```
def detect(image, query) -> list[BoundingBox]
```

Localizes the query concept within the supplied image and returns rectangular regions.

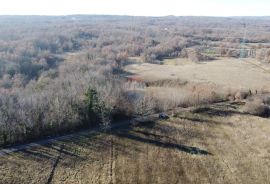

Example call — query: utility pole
[240,23,247,58]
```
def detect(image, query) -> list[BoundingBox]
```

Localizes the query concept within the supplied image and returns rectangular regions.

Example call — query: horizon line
[0,14,270,18]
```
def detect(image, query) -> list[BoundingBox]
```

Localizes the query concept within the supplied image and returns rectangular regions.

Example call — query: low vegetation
[243,96,270,117]
[1,101,270,184]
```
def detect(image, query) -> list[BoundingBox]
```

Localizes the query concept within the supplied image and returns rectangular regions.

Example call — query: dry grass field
[0,102,269,184]
[125,57,270,92]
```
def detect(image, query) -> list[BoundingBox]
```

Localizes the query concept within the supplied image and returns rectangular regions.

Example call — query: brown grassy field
[0,101,269,184]
[125,57,270,92]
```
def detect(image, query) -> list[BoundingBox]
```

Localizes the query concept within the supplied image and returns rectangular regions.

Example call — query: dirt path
[0,120,131,157]
[244,59,270,74]
[46,145,64,184]
[109,136,116,184]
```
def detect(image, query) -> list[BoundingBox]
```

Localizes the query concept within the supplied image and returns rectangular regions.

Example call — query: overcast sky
[0,0,269,16]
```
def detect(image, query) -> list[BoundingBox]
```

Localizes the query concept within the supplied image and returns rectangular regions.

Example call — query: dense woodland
[0,15,270,146]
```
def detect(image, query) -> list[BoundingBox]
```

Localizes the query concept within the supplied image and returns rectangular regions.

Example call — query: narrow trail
[0,120,132,157]
[109,136,116,184]
[46,145,64,184]
[244,59,270,74]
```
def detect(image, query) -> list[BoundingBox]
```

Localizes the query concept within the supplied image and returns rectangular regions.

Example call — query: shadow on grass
[12,118,212,169]
[192,106,247,117]
[174,102,250,126]
[17,142,80,161]
[46,145,63,184]
[115,131,212,155]
[111,121,212,156]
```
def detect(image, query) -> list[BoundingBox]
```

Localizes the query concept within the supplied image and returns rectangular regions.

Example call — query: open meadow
[125,57,270,92]
[0,102,270,184]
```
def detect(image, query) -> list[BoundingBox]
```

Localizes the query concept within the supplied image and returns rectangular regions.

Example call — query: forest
[0,15,270,146]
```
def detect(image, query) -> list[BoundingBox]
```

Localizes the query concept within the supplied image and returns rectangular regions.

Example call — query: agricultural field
[0,101,269,184]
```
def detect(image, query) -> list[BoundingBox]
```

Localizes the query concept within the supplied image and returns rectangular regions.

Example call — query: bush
[256,49,270,63]
[186,48,213,62]
[244,99,270,117]
[263,96,270,105]
[235,90,251,100]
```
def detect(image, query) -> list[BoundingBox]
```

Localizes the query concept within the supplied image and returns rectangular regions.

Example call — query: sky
[0,0,269,16]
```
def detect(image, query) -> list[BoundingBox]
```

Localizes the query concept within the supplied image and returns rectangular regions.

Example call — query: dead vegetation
[243,96,270,117]
[186,48,214,62]
[0,15,270,184]
[124,57,270,92]
[0,101,269,184]
[1,15,270,146]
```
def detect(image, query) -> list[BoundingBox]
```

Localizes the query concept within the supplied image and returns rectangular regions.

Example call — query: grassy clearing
[0,102,269,184]
[125,57,270,91]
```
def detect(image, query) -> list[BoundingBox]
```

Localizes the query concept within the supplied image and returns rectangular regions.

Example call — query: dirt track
[0,120,131,157]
